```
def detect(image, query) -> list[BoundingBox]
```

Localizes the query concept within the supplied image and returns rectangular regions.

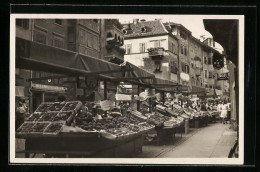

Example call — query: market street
[138,122,237,158]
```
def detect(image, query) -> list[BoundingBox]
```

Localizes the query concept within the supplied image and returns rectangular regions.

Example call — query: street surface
[16,122,237,158]
[138,122,237,158]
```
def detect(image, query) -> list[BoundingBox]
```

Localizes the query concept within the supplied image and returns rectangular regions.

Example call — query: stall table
[16,131,144,158]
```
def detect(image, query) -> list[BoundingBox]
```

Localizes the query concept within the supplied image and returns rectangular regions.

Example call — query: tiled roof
[123,20,168,38]
[167,22,192,34]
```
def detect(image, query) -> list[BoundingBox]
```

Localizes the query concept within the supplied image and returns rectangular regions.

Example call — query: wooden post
[149,98,152,113]
[162,91,165,105]
[104,81,107,100]
[137,85,140,111]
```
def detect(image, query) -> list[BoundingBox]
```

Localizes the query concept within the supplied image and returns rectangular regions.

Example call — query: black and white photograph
[10,14,244,164]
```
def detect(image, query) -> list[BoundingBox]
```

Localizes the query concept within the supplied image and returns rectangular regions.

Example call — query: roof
[123,20,168,39]
[168,22,192,35]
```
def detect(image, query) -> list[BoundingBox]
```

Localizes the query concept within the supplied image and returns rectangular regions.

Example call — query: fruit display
[53,111,73,121]
[35,103,53,112]
[62,101,81,112]
[17,122,35,133]
[130,110,147,120]
[31,122,50,133]
[48,102,66,111]
[44,122,64,134]
[26,113,42,122]
[38,112,58,122]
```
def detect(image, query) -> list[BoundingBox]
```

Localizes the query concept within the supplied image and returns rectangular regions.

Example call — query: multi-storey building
[123,19,179,82]
[189,36,204,88]
[203,38,229,95]
[16,19,31,99]
[166,22,192,86]
[16,19,124,111]
[100,19,125,64]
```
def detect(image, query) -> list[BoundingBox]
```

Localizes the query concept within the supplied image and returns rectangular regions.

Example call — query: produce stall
[16,101,155,157]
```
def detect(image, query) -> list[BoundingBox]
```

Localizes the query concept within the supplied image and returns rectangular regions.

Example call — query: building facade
[16,19,124,111]
[167,22,192,86]
[123,19,179,82]
[203,38,230,95]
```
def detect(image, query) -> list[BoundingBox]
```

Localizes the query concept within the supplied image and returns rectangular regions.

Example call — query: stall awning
[190,86,206,97]
[206,89,217,98]
[153,78,189,93]
[215,89,223,96]
[124,62,155,85]
[16,38,123,79]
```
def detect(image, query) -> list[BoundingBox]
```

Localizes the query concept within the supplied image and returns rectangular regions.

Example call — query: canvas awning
[190,86,206,97]
[16,38,123,80]
[124,62,155,85]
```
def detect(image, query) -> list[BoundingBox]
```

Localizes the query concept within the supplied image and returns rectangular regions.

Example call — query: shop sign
[115,94,132,101]
[213,52,224,70]
[100,100,114,111]
[31,83,67,92]
[180,72,190,81]
[218,73,229,80]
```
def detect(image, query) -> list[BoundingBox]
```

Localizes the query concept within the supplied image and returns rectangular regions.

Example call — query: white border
[10,14,244,165]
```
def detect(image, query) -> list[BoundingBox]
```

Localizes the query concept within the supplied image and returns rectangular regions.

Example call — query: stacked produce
[17,101,82,136]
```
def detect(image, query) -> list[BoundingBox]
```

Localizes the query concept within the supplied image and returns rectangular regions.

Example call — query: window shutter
[139,43,142,53]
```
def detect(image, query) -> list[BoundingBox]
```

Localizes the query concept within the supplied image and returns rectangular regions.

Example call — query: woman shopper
[220,101,228,124]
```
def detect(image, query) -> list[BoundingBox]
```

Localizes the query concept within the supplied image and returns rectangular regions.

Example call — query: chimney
[133,19,139,25]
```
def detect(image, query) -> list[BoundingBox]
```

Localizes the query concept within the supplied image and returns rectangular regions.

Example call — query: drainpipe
[177,40,180,83]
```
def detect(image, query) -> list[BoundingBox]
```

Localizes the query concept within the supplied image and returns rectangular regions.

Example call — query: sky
[117,15,224,51]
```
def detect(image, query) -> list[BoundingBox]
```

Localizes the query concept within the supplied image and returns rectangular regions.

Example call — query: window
[191,63,194,68]
[154,61,161,72]
[208,57,212,65]
[185,64,190,74]
[139,43,146,53]
[171,43,176,53]
[181,63,189,74]
[204,70,208,78]
[181,45,184,54]
[184,46,187,56]
[204,56,207,64]
[53,38,64,48]
[170,61,177,74]
[107,32,113,38]
[141,27,147,33]
[214,73,218,80]
[115,33,117,40]
[209,71,213,78]
[180,31,187,40]
[93,19,98,23]
[16,19,29,29]
[205,84,208,88]
[126,44,132,54]
[34,30,47,44]
[154,40,160,48]
[68,26,75,43]
[55,19,63,25]
[181,62,186,72]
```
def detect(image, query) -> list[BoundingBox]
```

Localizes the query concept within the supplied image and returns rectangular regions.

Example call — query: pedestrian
[220,101,228,124]
[15,97,28,131]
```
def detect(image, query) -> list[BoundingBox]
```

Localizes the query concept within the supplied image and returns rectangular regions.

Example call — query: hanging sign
[213,52,224,70]
[218,73,229,80]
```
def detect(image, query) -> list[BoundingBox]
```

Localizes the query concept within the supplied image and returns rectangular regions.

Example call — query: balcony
[148,47,165,61]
